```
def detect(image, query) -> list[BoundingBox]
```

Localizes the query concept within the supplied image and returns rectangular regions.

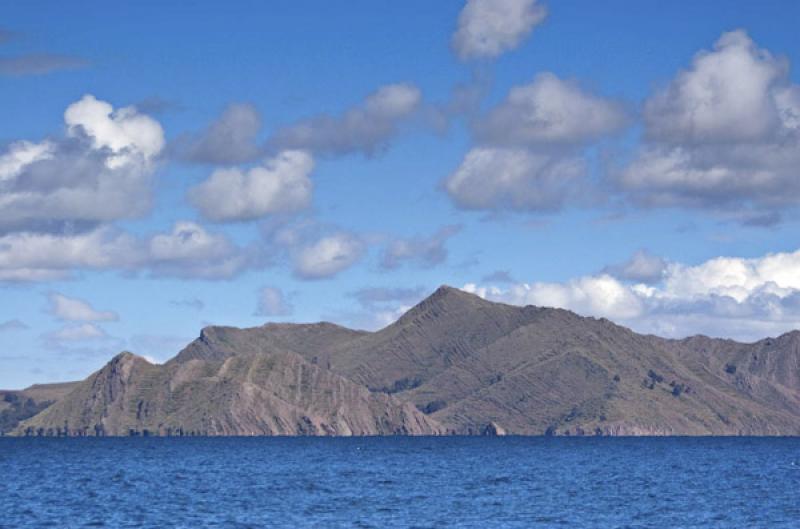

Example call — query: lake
[1,437,799,528]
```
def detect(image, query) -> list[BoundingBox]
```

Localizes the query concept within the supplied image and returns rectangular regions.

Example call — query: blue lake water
[1,437,799,528]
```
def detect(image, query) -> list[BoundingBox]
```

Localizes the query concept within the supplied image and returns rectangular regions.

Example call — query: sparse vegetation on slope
[0,383,78,435]
[18,350,441,436]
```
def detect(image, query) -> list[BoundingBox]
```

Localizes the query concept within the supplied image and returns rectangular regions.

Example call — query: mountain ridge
[18,347,441,436]
[10,285,800,436]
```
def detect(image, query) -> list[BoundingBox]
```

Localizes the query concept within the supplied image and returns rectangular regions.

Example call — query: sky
[2,0,800,388]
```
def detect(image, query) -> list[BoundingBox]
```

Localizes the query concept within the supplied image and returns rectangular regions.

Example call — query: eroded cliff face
[18,351,442,437]
[14,286,800,437]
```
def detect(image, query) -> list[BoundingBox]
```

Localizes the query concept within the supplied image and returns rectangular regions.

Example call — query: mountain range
[6,286,800,436]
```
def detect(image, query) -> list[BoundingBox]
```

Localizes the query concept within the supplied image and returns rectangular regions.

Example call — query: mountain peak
[11,285,800,437]
[110,351,140,363]
[198,325,232,340]
[394,285,486,324]
[429,284,484,302]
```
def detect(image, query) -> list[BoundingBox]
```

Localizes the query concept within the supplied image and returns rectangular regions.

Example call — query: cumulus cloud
[264,217,366,280]
[643,31,789,143]
[0,222,259,282]
[466,275,644,321]
[466,246,800,341]
[0,53,87,76]
[48,293,118,322]
[180,103,263,164]
[270,83,421,156]
[255,286,293,317]
[146,221,260,279]
[64,95,164,166]
[381,225,461,269]
[0,94,164,231]
[293,233,364,280]
[444,147,585,211]
[603,250,667,283]
[617,31,800,220]
[476,73,628,146]
[0,140,54,181]
[452,0,547,61]
[189,150,313,222]
[426,77,490,133]
[444,73,625,213]
[46,323,107,342]
[0,227,138,281]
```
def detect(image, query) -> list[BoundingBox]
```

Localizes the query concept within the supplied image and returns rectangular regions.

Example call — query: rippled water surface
[1,437,799,528]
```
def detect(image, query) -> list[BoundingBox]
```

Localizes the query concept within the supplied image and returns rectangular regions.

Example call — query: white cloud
[180,103,263,164]
[465,275,643,321]
[65,94,164,167]
[146,221,258,279]
[603,250,667,283]
[618,143,800,212]
[363,83,421,119]
[618,31,800,217]
[270,83,421,156]
[0,227,138,281]
[0,95,165,231]
[263,217,366,281]
[381,225,461,269]
[190,150,313,222]
[47,323,107,342]
[444,147,585,211]
[255,286,293,317]
[0,222,259,282]
[660,252,800,303]
[444,73,624,213]
[476,73,628,145]
[452,0,547,61]
[293,233,364,280]
[48,293,118,322]
[467,247,800,340]
[643,31,788,143]
[148,222,233,262]
[0,140,54,181]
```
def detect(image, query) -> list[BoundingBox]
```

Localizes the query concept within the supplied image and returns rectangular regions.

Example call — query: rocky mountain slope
[13,286,800,436]
[19,350,440,436]
[173,322,367,364]
[0,382,79,435]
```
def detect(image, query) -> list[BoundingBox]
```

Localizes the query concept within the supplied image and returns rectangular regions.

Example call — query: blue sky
[2,0,800,388]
